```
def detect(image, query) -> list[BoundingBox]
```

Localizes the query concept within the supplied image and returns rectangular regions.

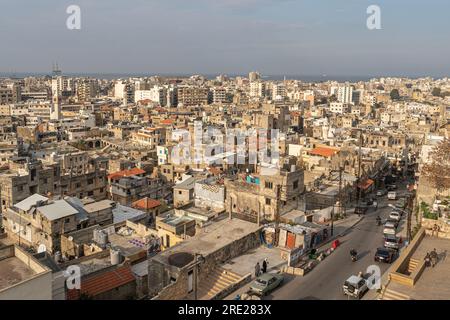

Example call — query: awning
[358,179,374,190]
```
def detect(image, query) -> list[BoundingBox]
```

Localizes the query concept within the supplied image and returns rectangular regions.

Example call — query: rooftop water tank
[110,249,121,265]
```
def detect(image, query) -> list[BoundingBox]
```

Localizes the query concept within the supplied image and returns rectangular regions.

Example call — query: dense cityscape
[0,69,449,301]
[1,1,450,309]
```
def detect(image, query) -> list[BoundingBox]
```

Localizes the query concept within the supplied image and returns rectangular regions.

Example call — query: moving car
[374,247,397,263]
[384,234,401,250]
[343,275,369,299]
[387,191,397,200]
[389,211,401,221]
[354,205,368,215]
[376,190,386,197]
[249,273,284,296]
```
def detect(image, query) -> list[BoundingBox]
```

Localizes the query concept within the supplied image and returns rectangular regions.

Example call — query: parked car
[387,184,398,191]
[343,275,369,299]
[376,190,386,197]
[249,273,284,296]
[383,222,396,236]
[389,211,401,221]
[384,234,401,250]
[384,220,397,229]
[386,218,399,228]
[395,198,407,209]
[387,191,397,200]
[374,247,397,263]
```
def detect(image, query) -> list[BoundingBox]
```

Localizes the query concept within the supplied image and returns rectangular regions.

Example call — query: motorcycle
[376,217,381,226]
[351,254,357,262]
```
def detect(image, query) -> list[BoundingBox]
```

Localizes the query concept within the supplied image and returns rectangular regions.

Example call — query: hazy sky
[1,0,449,77]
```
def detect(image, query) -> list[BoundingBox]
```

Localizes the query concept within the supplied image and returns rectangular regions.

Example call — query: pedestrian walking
[424,252,431,267]
[255,262,261,277]
[430,248,438,267]
[262,258,268,273]
[432,224,440,237]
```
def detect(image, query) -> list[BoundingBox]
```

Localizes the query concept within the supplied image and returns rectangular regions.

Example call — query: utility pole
[274,185,281,246]
[356,130,363,207]
[338,166,343,216]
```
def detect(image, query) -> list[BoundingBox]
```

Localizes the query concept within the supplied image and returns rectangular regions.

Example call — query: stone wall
[422,218,450,239]
[150,227,261,300]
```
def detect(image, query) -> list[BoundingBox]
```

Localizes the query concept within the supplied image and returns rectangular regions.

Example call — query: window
[65,218,70,223]
[265,181,273,189]
[293,180,299,189]
[265,198,271,205]
[179,191,182,195]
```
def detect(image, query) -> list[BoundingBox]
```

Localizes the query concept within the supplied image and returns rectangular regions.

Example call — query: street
[264,184,411,300]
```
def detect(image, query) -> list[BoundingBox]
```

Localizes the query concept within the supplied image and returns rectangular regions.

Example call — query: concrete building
[2,194,113,253]
[0,245,52,299]
[337,85,353,104]
[225,157,305,222]
[177,86,209,107]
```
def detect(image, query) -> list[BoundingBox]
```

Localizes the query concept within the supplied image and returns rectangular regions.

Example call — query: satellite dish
[38,244,47,253]
[68,236,74,242]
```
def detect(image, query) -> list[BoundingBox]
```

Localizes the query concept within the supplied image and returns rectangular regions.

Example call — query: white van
[387,191,397,200]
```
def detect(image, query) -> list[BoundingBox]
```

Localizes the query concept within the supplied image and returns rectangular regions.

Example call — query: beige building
[0,245,52,300]
[225,157,304,222]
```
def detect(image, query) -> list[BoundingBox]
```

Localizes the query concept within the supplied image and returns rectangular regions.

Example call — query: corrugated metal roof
[112,204,146,224]
[37,200,78,221]
[14,194,49,211]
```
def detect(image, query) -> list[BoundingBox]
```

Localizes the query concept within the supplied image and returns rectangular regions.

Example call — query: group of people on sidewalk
[424,248,439,267]
[254,258,269,277]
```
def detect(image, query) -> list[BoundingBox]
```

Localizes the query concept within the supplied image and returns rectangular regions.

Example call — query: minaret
[50,61,63,121]
[50,87,62,121]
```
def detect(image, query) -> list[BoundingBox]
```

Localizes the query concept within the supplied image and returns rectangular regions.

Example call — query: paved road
[265,189,410,300]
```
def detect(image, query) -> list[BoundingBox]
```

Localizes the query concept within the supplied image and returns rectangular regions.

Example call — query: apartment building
[0,157,107,214]
[177,86,209,106]
[131,127,167,148]
[224,157,304,221]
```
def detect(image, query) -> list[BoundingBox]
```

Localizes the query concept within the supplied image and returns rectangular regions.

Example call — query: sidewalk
[314,213,364,251]
[223,213,364,300]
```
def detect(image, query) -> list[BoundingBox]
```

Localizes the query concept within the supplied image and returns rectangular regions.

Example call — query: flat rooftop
[156,218,261,265]
[0,257,37,291]
[162,215,193,227]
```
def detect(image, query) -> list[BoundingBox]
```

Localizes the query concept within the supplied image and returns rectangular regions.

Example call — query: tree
[390,89,400,100]
[432,87,441,97]
[422,139,450,194]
